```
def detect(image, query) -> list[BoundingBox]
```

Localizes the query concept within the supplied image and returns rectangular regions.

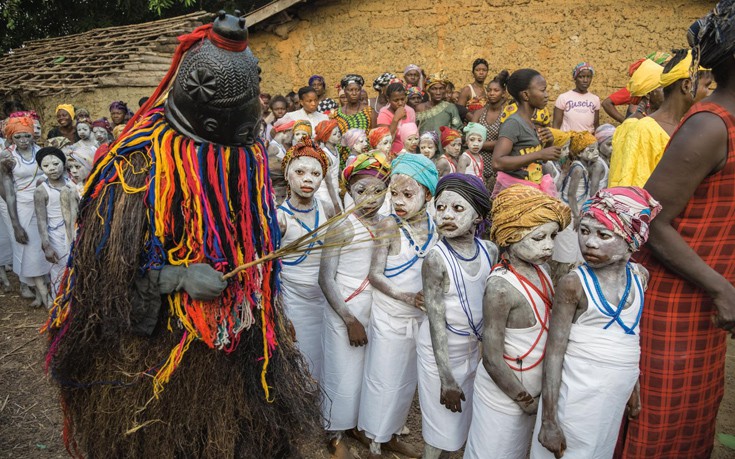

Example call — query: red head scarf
[368,126,391,148]
[314,119,339,143]
[440,126,462,148]
[282,137,329,176]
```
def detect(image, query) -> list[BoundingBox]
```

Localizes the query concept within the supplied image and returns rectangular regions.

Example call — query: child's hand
[626,381,642,419]
[42,241,59,264]
[440,383,465,412]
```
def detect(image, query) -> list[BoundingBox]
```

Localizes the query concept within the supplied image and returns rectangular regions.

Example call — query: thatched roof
[0,1,304,98]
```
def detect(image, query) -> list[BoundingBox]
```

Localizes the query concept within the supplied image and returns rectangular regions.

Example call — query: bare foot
[328,438,355,459]
[20,283,34,299]
[399,424,410,435]
[29,298,42,308]
[383,435,421,458]
[345,428,371,448]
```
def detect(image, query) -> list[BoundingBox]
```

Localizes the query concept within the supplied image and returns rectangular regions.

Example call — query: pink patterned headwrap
[581,186,662,251]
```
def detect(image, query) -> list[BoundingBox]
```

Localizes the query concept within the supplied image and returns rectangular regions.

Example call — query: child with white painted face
[341,128,370,163]
[436,126,463,178]
[60,153,92,245]
[292,120,313,144]
[465,184,571,459]
[318,152,391,459]
[419,131,440,161]
[419,173,498,459]
[268,118,295,206]
[369,126,393,158]
[70,120,98,166]
[360,153,439,459]
[33,147,70,307]
[533,187,661,459]
[551,131,600,283]
[459,122,488,178]
[314,119,343,213]
[276,138,334,383]
[397,122,420,155]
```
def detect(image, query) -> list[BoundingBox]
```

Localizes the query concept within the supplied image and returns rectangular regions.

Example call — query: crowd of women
[1,1,734,458]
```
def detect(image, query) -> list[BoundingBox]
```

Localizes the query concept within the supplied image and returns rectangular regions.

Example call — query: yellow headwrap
[425,72,448,90]
[658,50,711,88]
[55,104,75,120]
[293,120,313,137]
[627,59,664,97]
[500,103,551,126]
[569,131,598,155]
[549,128,571,147]
[490,184,571,247]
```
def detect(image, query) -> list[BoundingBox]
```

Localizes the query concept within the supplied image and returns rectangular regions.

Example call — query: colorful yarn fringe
[44,107,281,399]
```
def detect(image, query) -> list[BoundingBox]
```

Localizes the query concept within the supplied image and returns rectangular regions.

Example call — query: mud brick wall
[250,0,711,120]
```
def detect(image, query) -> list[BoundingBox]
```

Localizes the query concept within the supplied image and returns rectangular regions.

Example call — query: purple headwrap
[109,101,128,112]
[341,128,367,149]
[595,124,616,144]
[436,173,491,218]
[309,75,325,86]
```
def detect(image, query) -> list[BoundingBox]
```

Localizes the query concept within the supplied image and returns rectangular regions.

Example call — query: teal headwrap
[390,153,439,195]
[463,122,488,143]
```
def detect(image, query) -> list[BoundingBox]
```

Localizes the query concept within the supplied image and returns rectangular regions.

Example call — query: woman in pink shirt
[553,62,600,133]
[377,82,416,154]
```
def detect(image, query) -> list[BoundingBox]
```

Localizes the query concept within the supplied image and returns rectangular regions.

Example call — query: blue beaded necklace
[279,201,321,266]
[580,263,643,335]
[385,213,436,278]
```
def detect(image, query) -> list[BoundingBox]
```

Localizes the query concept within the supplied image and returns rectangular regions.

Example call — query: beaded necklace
[441,238,491,341]
[278,200,321,266]
[499,258,553,372]
[579,263,643,335]
[385,212,435,278]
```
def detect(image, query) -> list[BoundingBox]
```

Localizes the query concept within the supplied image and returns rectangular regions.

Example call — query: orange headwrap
[4,116,34,139]
[369,126,391,148]
[440,126,462,147]
[282,137,329,177]
[315,119,339,143]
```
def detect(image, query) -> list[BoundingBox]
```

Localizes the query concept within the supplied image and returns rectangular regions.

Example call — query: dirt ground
[0,273,733,459]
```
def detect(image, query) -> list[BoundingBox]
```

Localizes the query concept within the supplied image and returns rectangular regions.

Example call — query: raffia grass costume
[43,14,319,458]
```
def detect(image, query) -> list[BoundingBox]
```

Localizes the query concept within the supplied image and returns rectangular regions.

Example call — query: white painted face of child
[287,156,324,199]
[466,133,484,154]
[578,216,631,268]
[278,129,294,145]
[67,158,89,183]
[353,135,369,154]
[435,190,479,238]
[390,174,428,219]
[580,142,599,162]
[293,128,310,144]
[599,138,613,161]
[328,127,342,146]
[349,175,387,217]
[12,133,32,150]
[444,138,462,158]
[419,139,437,159]
[92,127,109,144]
[40,154,65,180]
[404,134,420,153]
[559,141,571,162]
[77,123,91,141]
[376,134,393,155]
[509,222,559,265]
[33,120,42,140]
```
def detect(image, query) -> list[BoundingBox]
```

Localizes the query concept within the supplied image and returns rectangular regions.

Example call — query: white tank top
[474,263,553,415]
[462,152,483,178]
[11,146,42,203]
[335,213,375,297]
[433,239,492,340]
[574,263,644,335]
[560,160,589,205]
[41,181,65,232]
[278,199,325,284]
[373,212,437,317]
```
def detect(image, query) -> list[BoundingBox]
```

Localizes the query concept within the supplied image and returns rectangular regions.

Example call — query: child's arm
[0,166,27,244]
[566,165,583,229]
[34,185,58,263]
[457,153,471,174]
[368,218,421,307]
[436,157,451,178]
[588,160,604,196]
[481,276,541,415]
[423,250,464,412]
[318,219,367,346]
[537,272,584,458]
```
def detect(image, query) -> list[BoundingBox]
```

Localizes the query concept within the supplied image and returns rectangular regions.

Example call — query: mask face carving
[165,12,262,147]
